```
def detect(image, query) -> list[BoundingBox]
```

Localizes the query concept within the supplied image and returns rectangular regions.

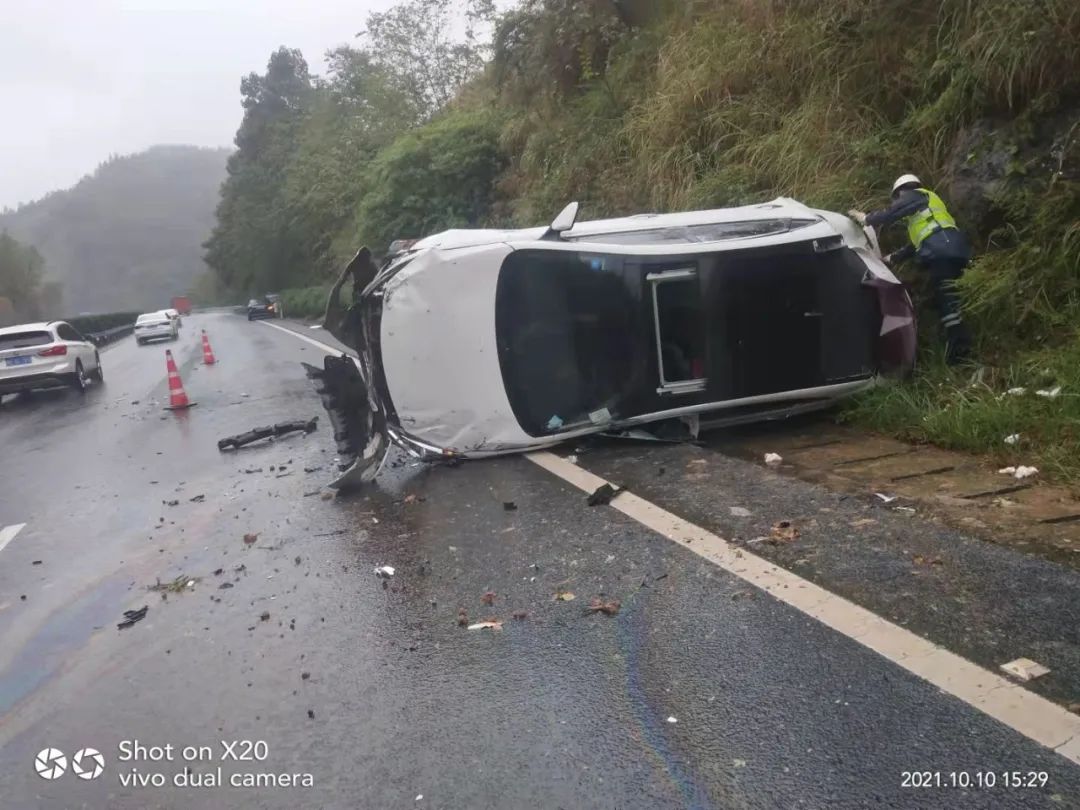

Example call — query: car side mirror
[542,202,580,240]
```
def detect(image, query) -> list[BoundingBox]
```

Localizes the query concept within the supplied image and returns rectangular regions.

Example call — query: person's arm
[886,244,916,266]
[865,190,927,229]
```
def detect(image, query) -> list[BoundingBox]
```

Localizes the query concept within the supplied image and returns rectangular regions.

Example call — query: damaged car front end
[307,199,915,488]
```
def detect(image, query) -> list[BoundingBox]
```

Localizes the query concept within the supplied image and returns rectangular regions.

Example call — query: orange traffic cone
[164,350,196,410]
[201,330,216,365]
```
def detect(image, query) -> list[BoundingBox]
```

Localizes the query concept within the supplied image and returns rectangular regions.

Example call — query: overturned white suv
[308,198,915,488]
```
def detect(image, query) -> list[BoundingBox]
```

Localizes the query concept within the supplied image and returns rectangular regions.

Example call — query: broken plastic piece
[764,453,783,466]
[588,407,612,425]
[587,483,624,506]
[1035,387,1061,399]
[875,493,897,503]
[546,414,564,431]
[1000,657,1051,681]
[1004,433,1020,445]
[217,418,318,451]
[117,605,149,630]
[467,620,503,631]
[998,466,1038,479]
[374,566,395,578]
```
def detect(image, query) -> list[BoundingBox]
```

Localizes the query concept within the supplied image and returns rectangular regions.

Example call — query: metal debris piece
[117,606,149,630]
[217,417,319,451]
[587,483,624,506]
[1000,657,1051,681]
[764,453,783,466]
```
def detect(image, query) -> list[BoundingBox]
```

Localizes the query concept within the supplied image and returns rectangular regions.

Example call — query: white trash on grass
[1004,433,1021,445]
[763,453,783,466]
[998,466,1039,479]
[1036,386,1062,399]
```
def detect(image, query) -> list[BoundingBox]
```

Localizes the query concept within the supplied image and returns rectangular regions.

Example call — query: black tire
[90,354,104,382]
[71,361,88,392]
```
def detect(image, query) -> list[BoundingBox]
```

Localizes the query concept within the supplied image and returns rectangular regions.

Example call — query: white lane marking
[0,523,27,554]
[259,320,355,357]
[264,318,1080,762]
[526,451,1080,765]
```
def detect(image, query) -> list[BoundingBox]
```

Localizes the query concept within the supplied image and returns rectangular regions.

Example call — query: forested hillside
[1,145,230,313]
[207,0,1080,477]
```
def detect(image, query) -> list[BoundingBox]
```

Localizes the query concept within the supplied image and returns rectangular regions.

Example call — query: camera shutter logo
[72,747,106,780]
[34,748,67,780]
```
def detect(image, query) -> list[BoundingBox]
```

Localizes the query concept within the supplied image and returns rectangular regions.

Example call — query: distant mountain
[0,145,231,313]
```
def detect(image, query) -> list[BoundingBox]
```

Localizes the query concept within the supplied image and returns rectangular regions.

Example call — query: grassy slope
[488,0,1080,480]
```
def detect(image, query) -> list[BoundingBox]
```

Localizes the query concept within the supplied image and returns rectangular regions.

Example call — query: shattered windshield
[567,218,818,245]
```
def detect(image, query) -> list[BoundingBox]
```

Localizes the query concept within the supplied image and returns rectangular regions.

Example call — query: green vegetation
[68,312,140,335]
[0,145,230,314]
[207,0,1080,478]
[0,231,60,326]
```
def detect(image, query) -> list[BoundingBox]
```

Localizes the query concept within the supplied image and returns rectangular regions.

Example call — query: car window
[0,330,52,350]
[248,299,261,307]
[56,324,83,342]
[136,314,164,324]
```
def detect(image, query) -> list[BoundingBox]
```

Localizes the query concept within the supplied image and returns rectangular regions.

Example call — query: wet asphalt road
[1,311,1079,809]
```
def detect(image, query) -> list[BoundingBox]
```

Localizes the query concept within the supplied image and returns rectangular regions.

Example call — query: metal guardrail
[86,324,135,346]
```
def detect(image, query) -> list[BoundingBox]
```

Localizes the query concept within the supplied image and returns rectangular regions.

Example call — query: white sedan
[311,198,915,487]
[0,321,103,402]
[134,311,179,344]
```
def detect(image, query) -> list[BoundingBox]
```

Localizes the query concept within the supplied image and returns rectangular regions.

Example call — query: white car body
[135,311,178,344]
[312,198,916,487]
[163,308,182,327]
[0,321,102,400]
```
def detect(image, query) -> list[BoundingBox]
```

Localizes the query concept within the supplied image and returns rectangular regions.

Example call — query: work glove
[847,209,867,226]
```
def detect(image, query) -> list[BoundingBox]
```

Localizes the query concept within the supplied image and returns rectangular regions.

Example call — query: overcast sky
[1,0,402,210]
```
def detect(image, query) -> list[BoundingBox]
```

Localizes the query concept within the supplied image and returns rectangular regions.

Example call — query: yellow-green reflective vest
[905,187,958,248]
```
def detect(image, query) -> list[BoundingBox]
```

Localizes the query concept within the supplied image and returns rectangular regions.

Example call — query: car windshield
[0,330,52,349]
[567,218,818,245]
[248,299,262,307]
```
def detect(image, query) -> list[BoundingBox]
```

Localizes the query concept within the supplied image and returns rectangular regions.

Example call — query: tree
[360,0,496,118]
[0,231,56,322]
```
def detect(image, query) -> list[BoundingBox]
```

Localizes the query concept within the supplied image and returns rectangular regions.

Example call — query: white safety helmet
[891,173,921,194]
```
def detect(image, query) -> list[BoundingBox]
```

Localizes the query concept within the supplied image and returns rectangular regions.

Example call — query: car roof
[408,197,822,252]
[0,322,58,335]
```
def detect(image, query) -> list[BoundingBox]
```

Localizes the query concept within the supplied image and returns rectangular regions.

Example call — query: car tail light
[38,344,68,357]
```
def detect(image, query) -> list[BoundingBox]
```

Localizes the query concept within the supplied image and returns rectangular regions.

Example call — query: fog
[1,0,398,209]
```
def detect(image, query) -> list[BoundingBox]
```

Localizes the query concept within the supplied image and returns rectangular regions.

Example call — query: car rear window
[137,315,166,324]
[0,330,52,349]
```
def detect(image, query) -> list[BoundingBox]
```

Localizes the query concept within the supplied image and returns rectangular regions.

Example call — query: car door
[57,323,94,369]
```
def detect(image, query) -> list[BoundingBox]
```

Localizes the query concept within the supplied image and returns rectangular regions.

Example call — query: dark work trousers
[925,258,972,365]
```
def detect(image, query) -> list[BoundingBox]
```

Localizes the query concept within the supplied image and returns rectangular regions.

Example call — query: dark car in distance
[247,298,276,321]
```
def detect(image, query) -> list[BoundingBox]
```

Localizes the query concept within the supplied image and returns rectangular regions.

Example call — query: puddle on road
[0,572,131,717]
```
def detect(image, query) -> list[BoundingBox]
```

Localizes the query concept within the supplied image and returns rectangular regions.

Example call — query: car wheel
[71,361,88,392]
[90,354,104,382]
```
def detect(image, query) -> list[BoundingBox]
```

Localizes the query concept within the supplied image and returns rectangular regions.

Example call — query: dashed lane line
[0,523,27,555]
[266,315,1080,766]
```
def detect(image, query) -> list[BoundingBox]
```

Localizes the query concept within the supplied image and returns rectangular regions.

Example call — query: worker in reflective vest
[850,174,973,365]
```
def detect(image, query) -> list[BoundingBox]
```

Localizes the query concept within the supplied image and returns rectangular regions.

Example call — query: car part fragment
[217,417,318,451]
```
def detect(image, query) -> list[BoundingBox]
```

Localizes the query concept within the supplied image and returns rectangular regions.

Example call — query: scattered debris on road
[148,575,199,593]
[217,417,319,451]
[260,611,271,621]
[587,483,624,506]
[374,565,395,578]
[481,591,497,606]
[163,499,179,507]
[998,465,1039,479]
[666,716,678,724]
[243,533,259,546]
[503,501,517,511]
[189,494,206,503]
[554,588,576,602]
[117,606,149,630]
[468,619,503,631]
[769,520,800,544]
[585,597,621,616]
[1000,657,1051,682]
